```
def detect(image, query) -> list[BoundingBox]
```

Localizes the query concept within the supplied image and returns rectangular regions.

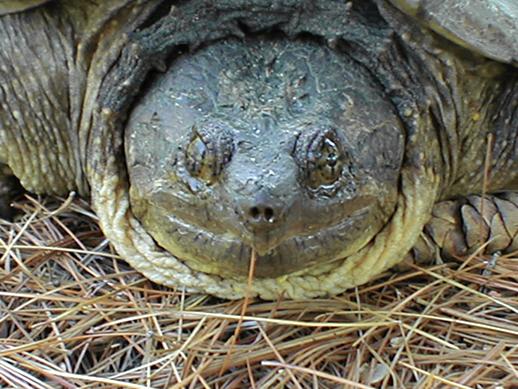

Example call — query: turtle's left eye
[184,123,234,184]
[294,127,346,190]
[308,136,343,187]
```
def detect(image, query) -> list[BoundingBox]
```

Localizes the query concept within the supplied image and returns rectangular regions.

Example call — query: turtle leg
[404,192,518,266]
[0,164,22,220]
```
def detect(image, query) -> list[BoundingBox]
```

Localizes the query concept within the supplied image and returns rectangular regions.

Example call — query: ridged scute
[387,0,518,65]
[0,0,50,15]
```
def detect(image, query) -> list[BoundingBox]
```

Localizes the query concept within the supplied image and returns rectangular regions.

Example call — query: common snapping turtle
[0,0,517,299]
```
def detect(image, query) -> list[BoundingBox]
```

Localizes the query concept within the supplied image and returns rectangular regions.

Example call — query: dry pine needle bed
[0,195,517,388]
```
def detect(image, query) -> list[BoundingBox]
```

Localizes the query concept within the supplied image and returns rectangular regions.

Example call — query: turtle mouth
[142,206,376,278]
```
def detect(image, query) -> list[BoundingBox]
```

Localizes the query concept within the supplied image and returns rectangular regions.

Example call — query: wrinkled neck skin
[377,1,518,198]
[0,0,159,195]
[86,0,443,298]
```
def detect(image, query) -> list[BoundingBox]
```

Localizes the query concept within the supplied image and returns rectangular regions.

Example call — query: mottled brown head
[125,36,404,278]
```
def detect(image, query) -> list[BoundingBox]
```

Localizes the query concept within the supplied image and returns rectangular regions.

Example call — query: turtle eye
[294,127,346,190]
[309,136,343,187]
[185,135,213,181]
[184,123,234,184]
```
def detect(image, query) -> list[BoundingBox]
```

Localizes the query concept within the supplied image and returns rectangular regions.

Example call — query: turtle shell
[387,0,518,65]
[0,0,51,15]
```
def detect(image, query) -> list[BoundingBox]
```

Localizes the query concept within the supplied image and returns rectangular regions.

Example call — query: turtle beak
[236,193,291,255]
[248,231,284,256]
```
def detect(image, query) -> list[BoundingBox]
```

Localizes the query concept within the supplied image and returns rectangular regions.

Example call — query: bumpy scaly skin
[399,193,518,268]
[0,0,158,198]
[0,0,517,299]
[377,1,518,199]
[391,201,518,273]
[125,37,405,278]
[0,8,80,196]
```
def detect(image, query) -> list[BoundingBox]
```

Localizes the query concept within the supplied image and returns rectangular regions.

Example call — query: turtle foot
[398,192,518,269]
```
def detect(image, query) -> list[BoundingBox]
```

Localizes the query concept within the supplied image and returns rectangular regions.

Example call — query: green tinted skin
[125,37,405,278]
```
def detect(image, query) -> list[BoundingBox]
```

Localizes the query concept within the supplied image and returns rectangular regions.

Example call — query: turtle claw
[408,192,518,265]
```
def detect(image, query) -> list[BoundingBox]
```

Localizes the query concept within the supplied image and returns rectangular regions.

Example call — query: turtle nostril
[247,204,278,224]
[249,206,260,219]
[264,206,275,222]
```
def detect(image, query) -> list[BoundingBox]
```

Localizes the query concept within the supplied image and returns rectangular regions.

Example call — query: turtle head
[125,36,404,278]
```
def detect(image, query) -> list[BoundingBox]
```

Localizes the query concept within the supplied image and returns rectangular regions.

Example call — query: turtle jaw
[90,148,441,299]
[131,197,384,278]
[240,229,286,258]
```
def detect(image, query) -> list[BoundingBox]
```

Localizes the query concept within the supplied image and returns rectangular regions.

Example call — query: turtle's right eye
[306,133,344,188]
[184,123,234,184]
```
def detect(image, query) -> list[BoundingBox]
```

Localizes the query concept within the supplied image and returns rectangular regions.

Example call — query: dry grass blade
[261,361,377,388]
[0,196,517,388]
[398,361,473,389]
